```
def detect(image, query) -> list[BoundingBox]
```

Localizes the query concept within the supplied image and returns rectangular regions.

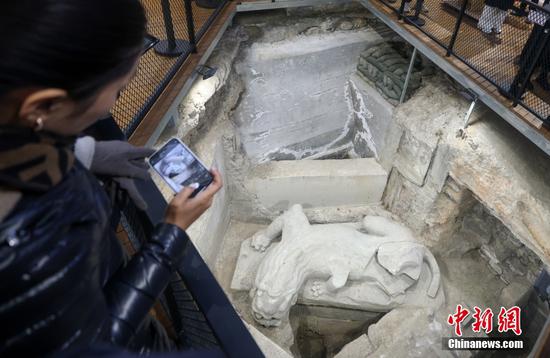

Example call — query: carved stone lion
[248,204,443,327]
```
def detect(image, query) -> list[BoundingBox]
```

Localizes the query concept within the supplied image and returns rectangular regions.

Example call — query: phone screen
[149,138,213,196]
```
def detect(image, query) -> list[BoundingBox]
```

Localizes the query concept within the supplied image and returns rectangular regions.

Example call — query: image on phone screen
[149,138,213,195]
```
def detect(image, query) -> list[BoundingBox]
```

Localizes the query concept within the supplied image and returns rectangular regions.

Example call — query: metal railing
[112,0,230,137]
[377,0,550,126]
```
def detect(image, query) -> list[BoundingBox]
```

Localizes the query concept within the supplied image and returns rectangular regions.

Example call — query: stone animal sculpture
[249,204,441,327]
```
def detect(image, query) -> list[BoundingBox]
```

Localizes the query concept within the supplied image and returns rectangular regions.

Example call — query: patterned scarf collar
[0,126,76,193]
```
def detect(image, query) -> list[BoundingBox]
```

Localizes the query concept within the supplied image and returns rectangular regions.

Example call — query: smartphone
[149,138,213,197]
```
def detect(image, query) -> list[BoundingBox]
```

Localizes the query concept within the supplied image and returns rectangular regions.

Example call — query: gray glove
[91,140,155,211]
[91,140,154,179]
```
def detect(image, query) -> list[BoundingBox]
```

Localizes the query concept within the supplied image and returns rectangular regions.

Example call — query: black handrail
[184,0,198,53]
[446,0,468,56]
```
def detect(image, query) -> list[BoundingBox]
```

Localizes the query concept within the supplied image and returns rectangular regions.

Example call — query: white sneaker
[477,25,491,34]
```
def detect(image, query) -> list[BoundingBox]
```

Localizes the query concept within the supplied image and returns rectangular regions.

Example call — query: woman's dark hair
[0,0,146,100]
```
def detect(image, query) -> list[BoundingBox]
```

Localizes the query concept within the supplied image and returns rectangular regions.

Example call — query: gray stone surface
[233,28,383,163]
[348,73,400,171]
[393,129,435,186]
[244,158,388,212]
[334,334,373,358]
[383,79,550,267]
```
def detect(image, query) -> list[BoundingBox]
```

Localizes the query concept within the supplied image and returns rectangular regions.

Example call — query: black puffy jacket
[485,0,515,10]
[0,161,188,356]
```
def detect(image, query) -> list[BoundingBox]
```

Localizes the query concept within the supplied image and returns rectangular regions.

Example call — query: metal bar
[447,0,468,56]
[463,96,478,128]
[184,0,197,52]
[400,46,417,104]
[125,44,193,136]
[161,0,177,49]
[130,0,232,137]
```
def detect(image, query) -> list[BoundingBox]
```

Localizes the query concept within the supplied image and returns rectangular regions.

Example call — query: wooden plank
[129,2,236,146]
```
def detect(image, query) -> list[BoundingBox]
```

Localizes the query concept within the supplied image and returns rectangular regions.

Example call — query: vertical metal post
[511,26,550,106]
[154,0,188,57]
[400,47,418,104]
[162,0,177,48]
[184,0,197,52]
[447,0,468,56]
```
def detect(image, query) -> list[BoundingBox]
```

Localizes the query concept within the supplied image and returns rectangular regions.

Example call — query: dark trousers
[510,22,550,97]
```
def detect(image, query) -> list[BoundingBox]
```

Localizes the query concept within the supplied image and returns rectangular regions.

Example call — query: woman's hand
[164,169,223,231]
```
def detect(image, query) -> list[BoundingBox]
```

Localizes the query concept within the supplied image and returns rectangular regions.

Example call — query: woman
[0,0,222,356]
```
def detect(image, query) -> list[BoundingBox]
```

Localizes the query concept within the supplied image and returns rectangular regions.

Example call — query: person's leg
[478,5,493,33]
[404,0,412,13]
[493,8,508,34]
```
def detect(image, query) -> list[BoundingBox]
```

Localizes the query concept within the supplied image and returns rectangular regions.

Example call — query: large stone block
[348,74,401,171]
[244,158,388,211]
[233,30,384,162]
[393,130,435,187]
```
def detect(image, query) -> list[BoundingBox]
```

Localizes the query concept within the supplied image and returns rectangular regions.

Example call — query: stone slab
[245,158,388,211]
[393,129,435,187]
[233,29,383,162]
[349,73,400,172]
